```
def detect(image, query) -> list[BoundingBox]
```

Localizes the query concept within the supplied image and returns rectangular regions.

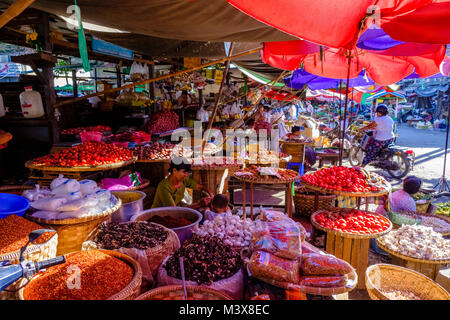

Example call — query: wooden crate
[192,167,237,202]
[279,142,306,163]
[325,233,370,290]
[390,256,447,281]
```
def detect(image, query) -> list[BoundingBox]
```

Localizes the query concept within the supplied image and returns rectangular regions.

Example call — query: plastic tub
[0,193,30,218]
[131,207,202,244]
[111,190,146,223]
[80,131,103,143]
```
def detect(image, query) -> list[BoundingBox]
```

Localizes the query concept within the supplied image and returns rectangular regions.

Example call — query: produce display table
[375,240,450,281]
[233,173,300,219]
[316,152,339,168]
[311,210,393,289]
[25,159,136,186]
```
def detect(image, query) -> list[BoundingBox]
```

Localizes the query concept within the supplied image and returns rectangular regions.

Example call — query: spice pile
[420,216,450,234]
[313,209,391,235]
[0,215,54,255]
[194,212,256,248]
[105,131,151,144]
[191,156,241,169]
[94,222,168,250]
[379,289,423,300]
[282,137,314,144]
[132,142,191,161]
[31,142,134,167]
[61,125,111,135]
[377,225,450,260]
[165,234,242,285]
[301,166,384,193]
[142,109,179,135]
[147,215,193,229]
[23,250,133,300]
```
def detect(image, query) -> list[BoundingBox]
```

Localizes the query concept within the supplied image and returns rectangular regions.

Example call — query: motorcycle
[348,130,415,179]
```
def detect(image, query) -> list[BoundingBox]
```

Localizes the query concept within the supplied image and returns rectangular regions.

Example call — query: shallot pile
[143,109,179,135]
[194,212,256,248]
[132,142,191,160]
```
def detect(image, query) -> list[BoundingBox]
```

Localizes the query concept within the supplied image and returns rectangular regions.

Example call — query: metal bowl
[130,207,202,244]
[111,190,146,223]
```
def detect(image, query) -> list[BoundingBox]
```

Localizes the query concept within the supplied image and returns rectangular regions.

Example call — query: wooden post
[242,181,246,219]
[72,69,78,98]
[149,64,156,100]
[0,0,35,29]
[94,68,98,92]
[339,55,352,166]
[116,66,121,88]
[53,47,262,108]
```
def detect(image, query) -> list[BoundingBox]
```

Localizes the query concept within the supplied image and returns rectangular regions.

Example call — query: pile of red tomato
[61,125,111,135]
[32,142,134,167]
[301,166,380,193]
[314,209,391,235]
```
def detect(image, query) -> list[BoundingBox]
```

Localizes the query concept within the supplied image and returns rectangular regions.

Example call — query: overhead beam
[0,0,36,29]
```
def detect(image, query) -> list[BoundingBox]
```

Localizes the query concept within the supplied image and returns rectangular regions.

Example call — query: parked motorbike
[348,131,415,179]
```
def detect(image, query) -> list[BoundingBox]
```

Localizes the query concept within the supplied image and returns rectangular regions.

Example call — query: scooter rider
[358,104,395,168]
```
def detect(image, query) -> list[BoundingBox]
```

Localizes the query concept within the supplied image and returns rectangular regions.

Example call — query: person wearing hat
[151,157,212,209]
[358,104,395,167]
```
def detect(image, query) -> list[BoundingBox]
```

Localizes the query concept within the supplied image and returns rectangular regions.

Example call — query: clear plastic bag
[300,253,353,276]
[248,250,300,284]
[252,218,302,260]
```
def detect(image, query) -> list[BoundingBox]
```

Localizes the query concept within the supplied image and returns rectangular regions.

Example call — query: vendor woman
[152,157,212,209]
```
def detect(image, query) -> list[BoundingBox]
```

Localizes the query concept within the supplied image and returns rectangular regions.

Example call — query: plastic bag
[31,210,60,220]
[51,179,81,195]
[31,196,67,211]
[251,218,302,260]
[56,195,98,212]
[299,275,348,287]
[22,184,53,202]
[248,250,300,284]
[79,180,98,195]
[300,253,353,276]
[50,174,68,190]
[157,256,245,300]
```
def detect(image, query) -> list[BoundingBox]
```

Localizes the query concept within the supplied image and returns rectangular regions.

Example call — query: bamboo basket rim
[294,188,337,199]
[375,240,450,264]
[300,180,390,197]
[248,266,358,296]
[191,163,242,170]
[25,158,136,172]
[0,185,33,193]
[310,209,393,239]
[18,249,142,300]
[135,285,233,300]
[0,231,58,261]
[135,158,171,163]
[365,263,450,300]
[233,170,300,185]
[26,196,121,225]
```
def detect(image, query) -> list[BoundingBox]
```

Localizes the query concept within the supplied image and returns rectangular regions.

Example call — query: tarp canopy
[365,90,406,102]
[21,0,296,42]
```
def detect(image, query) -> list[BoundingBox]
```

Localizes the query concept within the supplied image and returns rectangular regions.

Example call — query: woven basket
[0,185,33,195]
[293,187,336,217]
[415,200,432,214]
[18,249,142,300]
[25,197,121,255]
[0,231,58,300]
[136,285,232,300]
[365,264,450,300]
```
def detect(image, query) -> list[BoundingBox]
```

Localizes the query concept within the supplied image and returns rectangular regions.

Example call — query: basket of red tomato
[300,166,387,196]
[311,208,392,239]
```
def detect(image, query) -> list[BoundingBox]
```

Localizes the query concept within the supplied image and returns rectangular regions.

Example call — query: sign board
[183,57,202,69]
[91,36,133,60]
[0,63,21,79]
[215,70,223,84]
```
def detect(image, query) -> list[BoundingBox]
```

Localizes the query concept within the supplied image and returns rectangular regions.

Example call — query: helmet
[375,104,389,116]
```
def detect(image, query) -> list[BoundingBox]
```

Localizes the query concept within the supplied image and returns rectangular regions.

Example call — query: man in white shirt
[358,104,395,167]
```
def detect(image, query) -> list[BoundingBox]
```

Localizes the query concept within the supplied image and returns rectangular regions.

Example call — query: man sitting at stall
[152,157,212,209]
[204,194,232,221]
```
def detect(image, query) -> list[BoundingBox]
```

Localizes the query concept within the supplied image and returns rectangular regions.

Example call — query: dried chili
[23,250,133,300]
[147,215,193,228]
[0,215,54,255]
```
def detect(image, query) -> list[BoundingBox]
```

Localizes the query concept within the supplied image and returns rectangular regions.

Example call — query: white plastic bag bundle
[32,211,60,220]
[56,207,92,220]
[64,191,83,202]
[56,195,99,212]
[79,180,98,195]
[31,196,68,211]
[51,179,80,195]
[50,174,68,190]
[22,185,53,202]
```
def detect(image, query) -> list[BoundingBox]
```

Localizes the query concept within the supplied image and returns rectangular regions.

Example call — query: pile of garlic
[194,212,257,248]
[378,225,450,260]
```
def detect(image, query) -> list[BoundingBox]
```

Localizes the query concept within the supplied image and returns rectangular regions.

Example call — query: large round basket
[233,170,300,185]
[311,209,393,239]
[248,266,358,296]
[25,158,136,172]
[293,187,336,217]
[18,249,142,300]
[25,197,122,255]
[135,285,232,300]
[0,185,33,195]
[0,231,58,300]
[300,180,390,198]
[365,264,450,300]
